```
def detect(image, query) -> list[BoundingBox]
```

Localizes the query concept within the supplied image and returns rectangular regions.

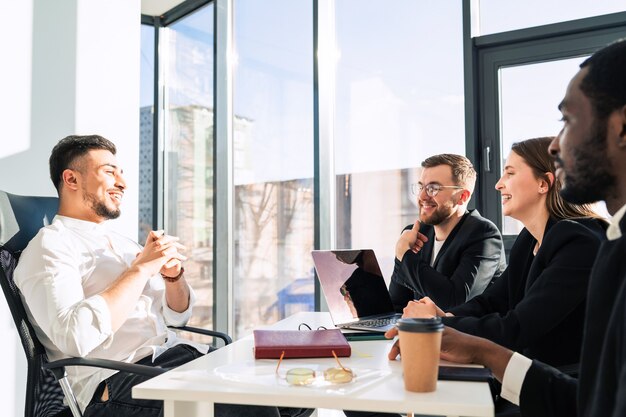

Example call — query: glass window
[498,57,586,234]
[139,24,155,243]
[479,0,626,36]
[498,56,610,234]
[334,1,465,280]
[233,0,314,338]
[163,4,215,332]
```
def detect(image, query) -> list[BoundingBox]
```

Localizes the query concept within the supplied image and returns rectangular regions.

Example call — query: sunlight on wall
[0,0,33,160]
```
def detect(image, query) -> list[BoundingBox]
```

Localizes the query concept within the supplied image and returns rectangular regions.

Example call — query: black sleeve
[448,266,512,317]
[613,341,626,417]
[443,222,600,351]
[519,360,578,417]
[613,368,626,417]
[612,307,626,417]
[399,223,504,311]
[585,276,626,417]
[389,258,417,312]
[389,224,426,312]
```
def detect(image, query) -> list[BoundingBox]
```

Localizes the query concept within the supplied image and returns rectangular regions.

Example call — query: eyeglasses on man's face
[410,183,464,198]
[275,350,354,386]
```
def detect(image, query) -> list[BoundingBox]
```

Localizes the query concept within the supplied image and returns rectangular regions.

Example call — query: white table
[133,312,494,417]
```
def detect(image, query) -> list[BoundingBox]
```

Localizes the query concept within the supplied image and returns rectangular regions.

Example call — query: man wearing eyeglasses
[390,154,507,312]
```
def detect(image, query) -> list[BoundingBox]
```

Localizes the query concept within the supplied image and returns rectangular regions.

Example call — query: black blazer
[445,217,606,368]
[389,209,506,311]
[520,214,626,417]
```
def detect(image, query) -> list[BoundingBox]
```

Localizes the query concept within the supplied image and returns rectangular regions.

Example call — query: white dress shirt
[14,215,208,412]
[431,238,446,266]
[500,204,626,405]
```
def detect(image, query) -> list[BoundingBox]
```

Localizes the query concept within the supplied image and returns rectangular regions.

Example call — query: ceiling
[141,0,188,16]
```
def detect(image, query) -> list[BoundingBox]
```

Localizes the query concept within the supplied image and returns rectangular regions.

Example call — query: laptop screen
[312,249,395,325]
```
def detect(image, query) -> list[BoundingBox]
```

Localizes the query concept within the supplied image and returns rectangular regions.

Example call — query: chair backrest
[0,191,70,417]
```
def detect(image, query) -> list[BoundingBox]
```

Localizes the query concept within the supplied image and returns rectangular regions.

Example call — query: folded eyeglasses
[275,350,354,386]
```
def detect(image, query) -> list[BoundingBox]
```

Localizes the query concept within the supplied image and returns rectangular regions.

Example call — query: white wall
[0,0,141,415]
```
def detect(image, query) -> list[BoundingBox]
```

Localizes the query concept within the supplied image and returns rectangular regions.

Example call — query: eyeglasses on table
[275,350,354,386]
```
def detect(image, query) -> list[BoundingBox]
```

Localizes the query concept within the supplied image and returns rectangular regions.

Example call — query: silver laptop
[311,249,401,332]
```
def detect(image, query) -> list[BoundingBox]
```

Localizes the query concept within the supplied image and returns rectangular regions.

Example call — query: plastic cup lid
[397,317,443,333]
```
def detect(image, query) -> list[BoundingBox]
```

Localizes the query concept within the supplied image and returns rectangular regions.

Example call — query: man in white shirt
[14,135,312,417]
[426,39,626,416]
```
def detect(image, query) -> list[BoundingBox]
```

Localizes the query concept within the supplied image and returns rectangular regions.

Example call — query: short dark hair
[421,153,477,192]
[580,38,626,120]
[49,135,117,193]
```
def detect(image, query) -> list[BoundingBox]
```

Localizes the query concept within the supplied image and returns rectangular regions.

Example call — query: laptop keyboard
[355,316,399,328]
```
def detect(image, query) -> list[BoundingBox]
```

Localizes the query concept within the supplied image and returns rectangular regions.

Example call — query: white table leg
[163,400,215,417]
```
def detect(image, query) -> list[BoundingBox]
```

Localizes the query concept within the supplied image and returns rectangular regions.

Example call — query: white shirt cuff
[500,352,533,405]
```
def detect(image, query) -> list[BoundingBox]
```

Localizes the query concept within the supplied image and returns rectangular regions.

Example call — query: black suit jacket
[520,214,626,417]
[445,217,605,368]
[389,209,506,311]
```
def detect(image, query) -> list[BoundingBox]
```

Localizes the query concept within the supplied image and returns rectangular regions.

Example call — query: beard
[419,203,454,226]
[83,189,121,220]
[559,118,617,205]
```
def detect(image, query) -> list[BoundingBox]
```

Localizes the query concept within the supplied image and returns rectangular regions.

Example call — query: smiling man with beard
[14,135,312,417]
[389,154,507,311]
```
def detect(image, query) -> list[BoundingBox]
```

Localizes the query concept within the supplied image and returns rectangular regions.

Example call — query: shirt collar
[53,214,109,232]
[606,203,626,241]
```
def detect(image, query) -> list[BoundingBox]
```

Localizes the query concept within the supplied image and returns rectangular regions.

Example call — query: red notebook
[253,328,351,359]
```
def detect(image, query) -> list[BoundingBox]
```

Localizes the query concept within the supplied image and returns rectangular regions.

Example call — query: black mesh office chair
[0,191,231,417]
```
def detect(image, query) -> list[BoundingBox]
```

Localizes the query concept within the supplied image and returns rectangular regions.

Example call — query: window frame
[142,1,626,332]
[469,9,626,252]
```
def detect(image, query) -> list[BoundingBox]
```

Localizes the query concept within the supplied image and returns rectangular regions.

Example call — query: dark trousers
[83,344,313,417]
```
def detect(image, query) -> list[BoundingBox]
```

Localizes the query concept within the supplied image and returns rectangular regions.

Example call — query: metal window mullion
[214,0,233,337]
[153,19,164,231]
[462,0,479,212]
[160,26,171,232]
[313,0,336,312]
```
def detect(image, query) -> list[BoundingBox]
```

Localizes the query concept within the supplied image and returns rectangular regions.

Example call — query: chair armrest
[42,328,232,381]
[43,357,165,380]
[169,325,232,345]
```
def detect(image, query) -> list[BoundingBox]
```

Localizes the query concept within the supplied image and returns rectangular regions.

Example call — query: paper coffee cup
[397,317,443,392]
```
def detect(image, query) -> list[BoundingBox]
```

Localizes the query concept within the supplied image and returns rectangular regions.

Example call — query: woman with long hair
[400,137,606,369]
